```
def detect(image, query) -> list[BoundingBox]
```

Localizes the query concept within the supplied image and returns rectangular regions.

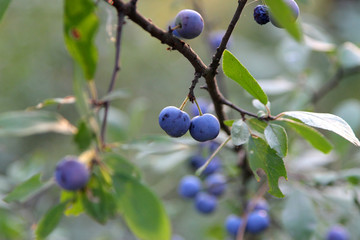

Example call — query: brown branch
[188,72,202,102]
[311,66,360,104]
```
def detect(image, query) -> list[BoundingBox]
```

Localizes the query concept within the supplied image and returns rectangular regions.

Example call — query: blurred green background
[1,0,360,239]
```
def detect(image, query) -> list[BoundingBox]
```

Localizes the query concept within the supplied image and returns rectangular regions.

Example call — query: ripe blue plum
[55,156,90,191]
[270,0,300,28]
[253,5,270,25]
[189,114,220,142]
[205,173,227,196]
[246,210,270,234]
[177,175,202,199]
[174,9,204,39]
[326,225,350,240]
[194,192,217,214]
[159,106,190,137]
[225,214,243,237]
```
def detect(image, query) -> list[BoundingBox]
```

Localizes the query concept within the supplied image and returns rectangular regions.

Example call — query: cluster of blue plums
[54,156,90,191]
[159,103,220,142]
[170,9,204,39]
[253,0,299,28]
[225,198,270,237]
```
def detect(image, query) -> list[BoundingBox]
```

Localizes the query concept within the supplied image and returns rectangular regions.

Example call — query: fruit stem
[179,96,189,110]
[194,98,203,116]
[171,23,182,31]
[196,136,232,176]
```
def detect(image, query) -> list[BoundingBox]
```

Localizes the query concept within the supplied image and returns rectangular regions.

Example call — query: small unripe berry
[253,5,270,25]
[55,156,90,191]
[174,9,204,39]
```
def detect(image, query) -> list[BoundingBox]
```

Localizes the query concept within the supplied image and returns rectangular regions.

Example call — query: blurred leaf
[35,201,68,240]
[0,111,76,136]
[281,111,360,146]
[304,35,336,52]
[224,119,235,127]
[282,119,333,154]
[113,174,171,240]
[247,136,287,198]
[60,191,83,216]
[74,121,93,151]
[28,96,76,110]
[222,50,268,105]
[282,190,317,240]
[81,174,117,224]
[0,0,11,22]
[101,89,130,102]
[265,124,288,157]
[73,64,91,117]
[64,0,99,80]
[4,174,45,203]
[205,224,226,240]
[264,0,303,41]
[252,99,270,112]
[103,153,141,179]
[247,118,268,134]
[338,42,360,69]
[231,120,250,146]
[257,78,296,95]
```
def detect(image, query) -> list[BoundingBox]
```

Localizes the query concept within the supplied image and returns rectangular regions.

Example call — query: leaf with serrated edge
[282,111,360,147]
[4,174,45,203]
[223,50,268,105]
[282,119,333,154]
[265,124,288,157]
[247,136,287,198]
[231,120,250,146]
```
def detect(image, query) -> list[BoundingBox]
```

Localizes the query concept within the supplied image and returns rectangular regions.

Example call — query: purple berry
[159,106,190,137]
[174,9,204,39]
[208,30,232,50]
[270,0,300,28]
[253,5,270,25]
[202,157,222,176]
[178,175,202,199]
[194,192,217,214]
[189,114,220,142]
[326,225,350,240]
[225,214,243,237]
[205,173,227,197]
[246,210,270,234]
[55,156,90,191]
[189,155,206,170]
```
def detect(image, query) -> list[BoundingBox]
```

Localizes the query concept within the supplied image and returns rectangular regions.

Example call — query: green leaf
[282,119,333,153]
[0,0,11,22]
[0,111,76,136]
[4,174,45,203]
[113,174,171,240]
[282,111,360,147]
[223,119,235,127]
[101,89,130,102]
[282,190,317,240]
[264,0,303,41]
[73,121,93,151]
[222,50,268,105]
[35,201,68,240]
[60,191,83,216]
[338,42,360,69]
[247,136,287,198]
[247,118,268,134]
[231,120,250,146]
[103,153,141,179]
[264,124,288,157]
[28,96,76,110]
[64,0,99,80]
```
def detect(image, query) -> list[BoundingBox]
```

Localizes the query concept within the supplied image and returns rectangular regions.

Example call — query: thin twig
[100,10,125,147]
[188,72,202,102]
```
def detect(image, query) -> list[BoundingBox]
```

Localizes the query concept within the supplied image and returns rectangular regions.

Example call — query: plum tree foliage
[1,0,360,239]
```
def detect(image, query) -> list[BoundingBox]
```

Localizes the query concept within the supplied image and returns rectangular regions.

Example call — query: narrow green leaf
[64,0,99,80]
[28,96,76,110]
[35,201,68,240]
[265,0,303,41]
[0,0,11,22]
[247,136,287,198]
[73,121,93,151]
[4,174,45,203]
[231,120,250,146]
[282,119,333,153]
[113,174,171,240]
[222,50,268,105]
[0,111,76,136]
[282,190,317,240]
[282,111,360,146]
[265,124,288,157]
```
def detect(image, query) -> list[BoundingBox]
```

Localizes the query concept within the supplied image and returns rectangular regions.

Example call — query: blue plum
[189,113,220,142]
[159,106,190,137]
[55,156,90,191]
[205,173,227,196]
[177,175,202,199]
[253,5,270,25]
[174,9,204,39]
[194,192,217,214]
[326,225,350,240]
[246,210,270,234]
[225,214,243,237]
